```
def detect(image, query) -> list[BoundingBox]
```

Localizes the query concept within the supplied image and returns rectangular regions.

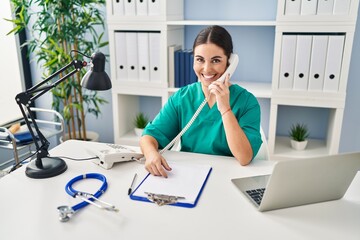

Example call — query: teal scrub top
[143,82,262,159]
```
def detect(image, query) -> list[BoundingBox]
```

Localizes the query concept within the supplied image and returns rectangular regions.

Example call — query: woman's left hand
[208,73,231,114]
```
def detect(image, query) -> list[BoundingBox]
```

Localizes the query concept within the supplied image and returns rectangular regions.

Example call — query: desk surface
[1,140,359,240]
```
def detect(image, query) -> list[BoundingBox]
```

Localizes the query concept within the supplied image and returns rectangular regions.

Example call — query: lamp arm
[26,61,75,94]
[14,59,86,166]
[24,60,86,103]
[17,102,48,160]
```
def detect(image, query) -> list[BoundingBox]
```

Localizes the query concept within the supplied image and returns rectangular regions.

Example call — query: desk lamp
[15,51,111,179]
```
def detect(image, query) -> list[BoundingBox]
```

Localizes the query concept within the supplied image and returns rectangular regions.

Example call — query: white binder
[124,0,136,16]
[125,32,139,81]
[115,32,128,82]
[293,35,312,91]
[137,32,150,82]
[333,0,351,15]
[317,0,334,15]
[136,0,148,16]
[148,0,161,16]
[323,35,345,92]
[279,35,297,90]
[168,44,182,88]
[301,0,318,15]
[113,0,125,16]
[284,0,301,15]
[149,32,161,82]
[308,35,328,91]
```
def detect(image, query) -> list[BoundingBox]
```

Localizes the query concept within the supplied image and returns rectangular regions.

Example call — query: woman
[140,25,262,177]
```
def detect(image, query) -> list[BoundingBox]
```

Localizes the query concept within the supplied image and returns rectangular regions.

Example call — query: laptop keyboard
[246,188,266,205]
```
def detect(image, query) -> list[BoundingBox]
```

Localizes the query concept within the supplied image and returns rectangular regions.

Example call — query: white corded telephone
[88,53,239,169]
[88,143,144,169]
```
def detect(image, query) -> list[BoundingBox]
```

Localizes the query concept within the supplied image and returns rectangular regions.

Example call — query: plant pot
[290,139,308,151]
[60,131,99,143]
[134,128,144,137]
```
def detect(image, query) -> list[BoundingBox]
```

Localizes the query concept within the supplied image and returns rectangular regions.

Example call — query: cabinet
[106,0,359,160]
[269,0,359,160]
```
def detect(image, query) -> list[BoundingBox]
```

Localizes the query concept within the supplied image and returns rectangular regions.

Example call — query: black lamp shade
[81,52,112,90]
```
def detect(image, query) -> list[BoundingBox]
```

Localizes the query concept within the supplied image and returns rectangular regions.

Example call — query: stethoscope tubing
[65,173,108,211]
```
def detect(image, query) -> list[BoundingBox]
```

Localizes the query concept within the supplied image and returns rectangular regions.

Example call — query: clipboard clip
[145,192,185,206]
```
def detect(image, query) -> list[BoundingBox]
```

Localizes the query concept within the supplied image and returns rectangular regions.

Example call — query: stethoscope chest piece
[57,205,75,222]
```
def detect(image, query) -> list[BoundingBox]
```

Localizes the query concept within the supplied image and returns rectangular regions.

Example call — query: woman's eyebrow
[194,55,223,59]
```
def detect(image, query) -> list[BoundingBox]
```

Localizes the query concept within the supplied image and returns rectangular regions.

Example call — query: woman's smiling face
[193,43,228,88]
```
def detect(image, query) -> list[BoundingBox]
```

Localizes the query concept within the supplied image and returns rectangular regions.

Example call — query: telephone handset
[159,53,239,154]
[210,53,239,85]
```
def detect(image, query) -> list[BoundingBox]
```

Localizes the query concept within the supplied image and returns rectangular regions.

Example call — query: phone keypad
[107,144,127,150]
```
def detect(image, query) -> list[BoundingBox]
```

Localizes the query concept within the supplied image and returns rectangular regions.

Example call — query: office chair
[254,126,270,161]
[0,107,64,167]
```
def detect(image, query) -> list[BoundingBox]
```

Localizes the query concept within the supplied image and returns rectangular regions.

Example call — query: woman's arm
[208,75,254,165]
[221,110,253,165]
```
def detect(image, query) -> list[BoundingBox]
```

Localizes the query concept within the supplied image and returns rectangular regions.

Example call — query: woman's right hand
[144,150,172,178]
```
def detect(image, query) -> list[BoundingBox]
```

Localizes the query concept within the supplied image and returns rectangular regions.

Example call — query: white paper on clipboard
[131,162,212,206]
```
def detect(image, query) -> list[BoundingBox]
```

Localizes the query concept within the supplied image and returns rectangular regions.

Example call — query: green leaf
[133,113,150,129]
[289,123,309,142]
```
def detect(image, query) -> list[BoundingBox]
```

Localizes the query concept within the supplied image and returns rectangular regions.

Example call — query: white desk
[1,140,359,240]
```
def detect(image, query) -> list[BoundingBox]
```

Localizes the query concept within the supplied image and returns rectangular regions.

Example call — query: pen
[128,173,137,195]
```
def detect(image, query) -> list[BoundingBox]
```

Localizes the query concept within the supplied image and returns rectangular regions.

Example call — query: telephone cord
[159,98,208,154]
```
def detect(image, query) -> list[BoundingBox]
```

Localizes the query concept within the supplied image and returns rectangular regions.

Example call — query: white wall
[339,5,360,153]
[0,0,25,126]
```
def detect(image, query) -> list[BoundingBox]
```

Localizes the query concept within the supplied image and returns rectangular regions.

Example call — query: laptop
[232,152,360,212]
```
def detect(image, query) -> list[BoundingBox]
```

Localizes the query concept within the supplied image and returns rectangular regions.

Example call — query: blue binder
[130,163,212,208]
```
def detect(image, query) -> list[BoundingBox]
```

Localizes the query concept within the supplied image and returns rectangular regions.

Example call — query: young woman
[140,25,262,177]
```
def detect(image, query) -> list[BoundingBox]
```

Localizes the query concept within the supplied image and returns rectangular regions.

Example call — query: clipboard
[130,162,212,208]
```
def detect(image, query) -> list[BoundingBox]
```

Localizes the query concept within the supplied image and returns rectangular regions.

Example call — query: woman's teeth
[202,74,216,80]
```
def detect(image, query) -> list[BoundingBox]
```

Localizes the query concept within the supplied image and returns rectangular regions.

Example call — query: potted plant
[133,112,149,137]
[7,0,108,141]
[289,123,309,150]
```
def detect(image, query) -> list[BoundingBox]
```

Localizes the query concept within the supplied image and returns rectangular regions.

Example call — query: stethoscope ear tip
[57,205,74,222]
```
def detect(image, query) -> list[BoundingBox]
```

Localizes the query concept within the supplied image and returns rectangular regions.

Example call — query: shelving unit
[268,0,359,160]
[106,0,359,160]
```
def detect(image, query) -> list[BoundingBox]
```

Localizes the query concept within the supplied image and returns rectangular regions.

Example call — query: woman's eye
[212,59,221,64]
[196,58,204,63]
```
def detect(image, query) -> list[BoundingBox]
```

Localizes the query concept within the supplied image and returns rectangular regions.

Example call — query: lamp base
[25,157,67,179]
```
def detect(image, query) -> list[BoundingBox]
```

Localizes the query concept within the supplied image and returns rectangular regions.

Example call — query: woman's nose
[203,61,211,72]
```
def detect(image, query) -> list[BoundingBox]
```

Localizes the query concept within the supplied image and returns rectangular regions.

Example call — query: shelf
[167,20,277,26]
[271,91,346,108]
[112,85,167,97]
[272,136,329,160]
[238,82,272,99]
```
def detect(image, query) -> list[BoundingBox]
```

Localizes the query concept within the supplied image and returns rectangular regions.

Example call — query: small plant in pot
[289,123,309,150]
[133,113,149,137]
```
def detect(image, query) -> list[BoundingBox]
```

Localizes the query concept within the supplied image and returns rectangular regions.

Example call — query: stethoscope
[57,173,119,222]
